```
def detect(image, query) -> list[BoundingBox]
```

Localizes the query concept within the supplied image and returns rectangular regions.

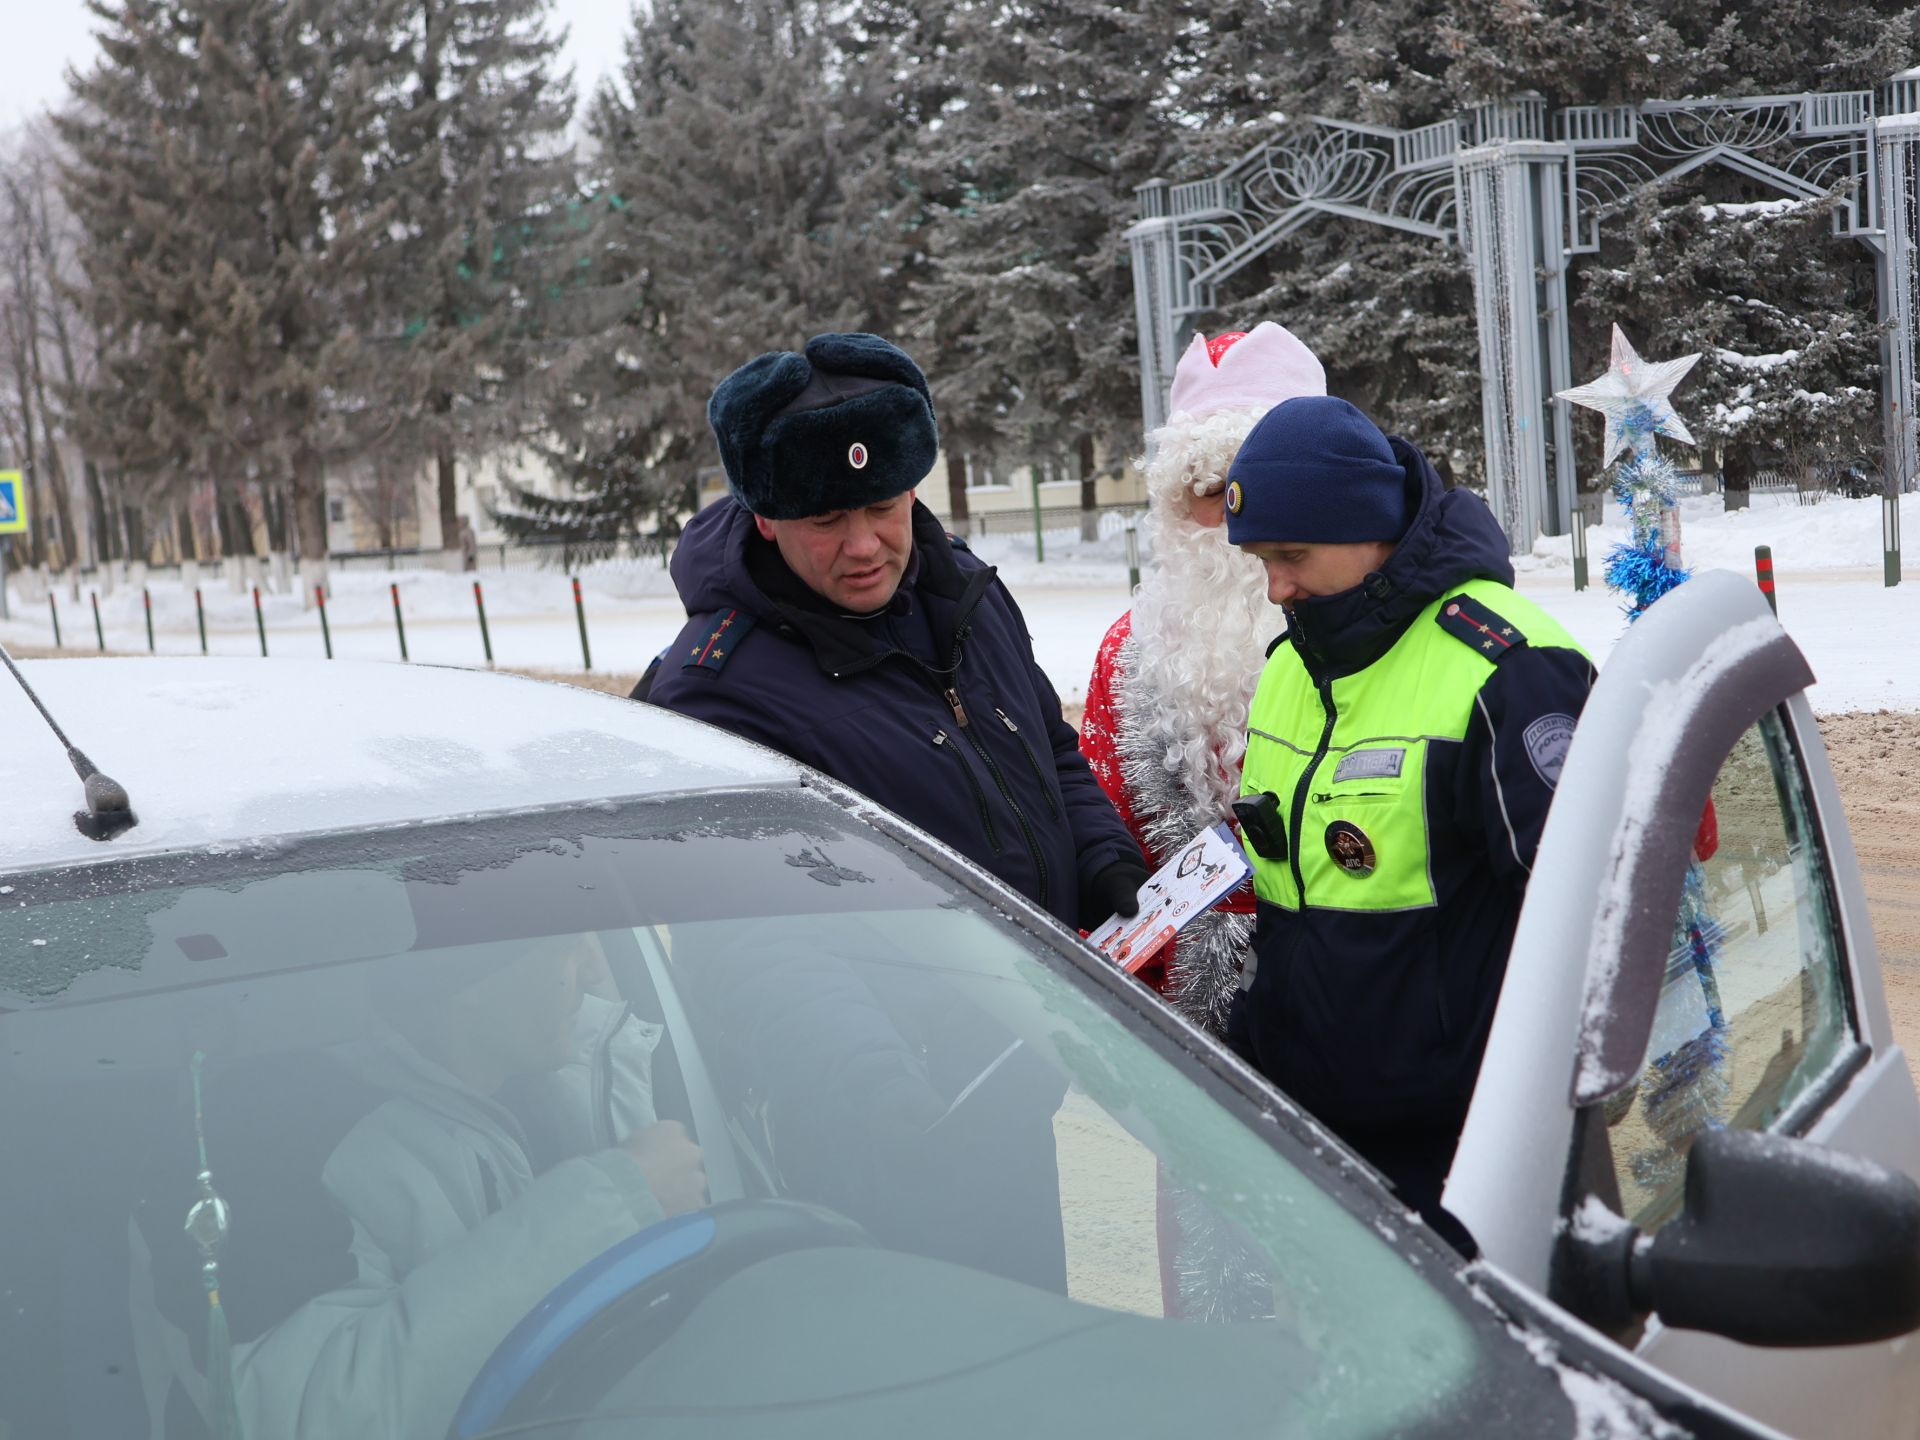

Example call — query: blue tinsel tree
[1603,419,1693,618]
[1558,325,1702,620]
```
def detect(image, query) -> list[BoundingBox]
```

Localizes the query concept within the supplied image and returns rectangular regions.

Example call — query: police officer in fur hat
[1224,395,1597,1248]
[641,332,1148,1291]
[645,332,1145,925]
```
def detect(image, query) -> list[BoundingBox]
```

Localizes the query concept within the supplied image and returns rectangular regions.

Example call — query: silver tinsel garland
[1111,631,1253,1032]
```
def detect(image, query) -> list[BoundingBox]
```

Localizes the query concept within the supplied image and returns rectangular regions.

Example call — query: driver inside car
[154,934,706,1440]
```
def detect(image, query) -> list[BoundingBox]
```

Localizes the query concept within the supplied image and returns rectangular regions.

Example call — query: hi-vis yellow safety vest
[1242,577,1586,915]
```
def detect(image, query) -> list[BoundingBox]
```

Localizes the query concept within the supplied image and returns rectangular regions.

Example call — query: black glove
[1080,857,1151,930]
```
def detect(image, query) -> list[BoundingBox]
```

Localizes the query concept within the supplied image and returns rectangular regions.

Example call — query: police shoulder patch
[682,608,757,673]
[1435,593,1528,662]
[947,532,971,552]
[1523,712,1577,788]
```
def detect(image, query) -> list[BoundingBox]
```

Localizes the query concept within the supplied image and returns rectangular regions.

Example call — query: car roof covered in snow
[1,658,803,871]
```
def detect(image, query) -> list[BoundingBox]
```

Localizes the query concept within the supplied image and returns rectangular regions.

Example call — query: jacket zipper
[1288,676,1339,905]
[1310,789,1394,803]
[996,708,1060,819]
[960,712,1049,908]
[932,627,1048,908]
[934,728,1003,854]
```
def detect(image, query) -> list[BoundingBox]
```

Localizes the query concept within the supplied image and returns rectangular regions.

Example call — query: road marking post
[1029,470,1045,564]
[47,592,60,648]
[143,587,155,652]
[315,585,333,659]
[1886,492,1902,588]
[91,590,105,651]
[474,581,494,666]
[195,587,208,654]
[572,576,592,671]
[1754,545,1778,617]
[253,586,268,656]
[391,582,409,661]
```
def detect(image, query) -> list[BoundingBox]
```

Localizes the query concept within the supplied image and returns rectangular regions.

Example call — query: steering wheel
[450,1198,871,1439]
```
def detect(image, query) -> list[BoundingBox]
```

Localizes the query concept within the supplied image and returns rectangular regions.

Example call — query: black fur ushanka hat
[706,332,940,520]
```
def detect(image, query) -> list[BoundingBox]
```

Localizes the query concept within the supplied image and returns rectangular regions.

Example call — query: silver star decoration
[1556,324,1700,469]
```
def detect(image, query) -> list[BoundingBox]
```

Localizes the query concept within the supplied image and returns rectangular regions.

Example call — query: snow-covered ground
[3,490,1916,712]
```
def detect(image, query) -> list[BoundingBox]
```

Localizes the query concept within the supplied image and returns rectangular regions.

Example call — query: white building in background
[323,445,568,556]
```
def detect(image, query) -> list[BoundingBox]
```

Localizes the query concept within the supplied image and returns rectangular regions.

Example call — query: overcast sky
[5,0,638,129]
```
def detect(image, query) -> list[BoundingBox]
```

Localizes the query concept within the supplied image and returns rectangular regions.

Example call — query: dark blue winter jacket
[1228,439,1597,1166]
[646,497,1141,931]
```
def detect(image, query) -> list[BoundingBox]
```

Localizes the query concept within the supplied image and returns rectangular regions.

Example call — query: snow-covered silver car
[0,571,1909,1440]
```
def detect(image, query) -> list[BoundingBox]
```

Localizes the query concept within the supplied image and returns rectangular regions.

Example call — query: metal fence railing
[955,503,1146,542]
[328,534,677,573]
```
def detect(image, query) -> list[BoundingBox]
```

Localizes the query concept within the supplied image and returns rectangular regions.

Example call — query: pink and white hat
[1166,321,1327,420]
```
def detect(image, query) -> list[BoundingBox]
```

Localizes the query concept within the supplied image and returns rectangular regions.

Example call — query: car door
[1444,569,1920,1440]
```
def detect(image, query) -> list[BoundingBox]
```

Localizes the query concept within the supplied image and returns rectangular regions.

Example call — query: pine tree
[1241,229,1485,484]
[499,0,909,554]
[1579,186,1883,491]
[359,0,577,559]
[841,0,987,520]
[59,0,390,575]
[911,1,1201,496]
[1177,0,1491,471]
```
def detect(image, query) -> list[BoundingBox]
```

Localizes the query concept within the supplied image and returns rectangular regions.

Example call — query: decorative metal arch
[1128,70,1920,558]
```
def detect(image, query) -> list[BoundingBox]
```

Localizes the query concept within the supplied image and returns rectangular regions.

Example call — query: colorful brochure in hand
[1087,822,1252,974]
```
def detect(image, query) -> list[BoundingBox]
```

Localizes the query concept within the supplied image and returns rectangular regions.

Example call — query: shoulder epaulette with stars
[1435,592,1528,662]
[682,607,757,673]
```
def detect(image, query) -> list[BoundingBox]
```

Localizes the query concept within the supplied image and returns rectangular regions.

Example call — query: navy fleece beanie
[707,332,939,520]
[1224,396,1409,546]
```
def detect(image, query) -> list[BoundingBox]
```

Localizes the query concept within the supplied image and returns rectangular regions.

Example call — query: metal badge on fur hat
[706,332,939,520]
[1166,321,1327,421]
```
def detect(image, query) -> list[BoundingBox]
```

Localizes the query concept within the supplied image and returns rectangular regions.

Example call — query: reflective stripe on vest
[1242,577,1586,914]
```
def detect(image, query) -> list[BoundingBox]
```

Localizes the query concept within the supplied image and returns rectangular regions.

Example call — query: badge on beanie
[848,442,869,470]
[1225,479,1244,515]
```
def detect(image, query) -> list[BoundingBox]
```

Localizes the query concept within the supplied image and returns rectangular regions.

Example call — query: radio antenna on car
[0,640,137,839]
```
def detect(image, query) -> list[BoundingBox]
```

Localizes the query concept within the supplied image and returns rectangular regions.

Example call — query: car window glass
[1604,710,1854,1229]
[0,795,1559,1440]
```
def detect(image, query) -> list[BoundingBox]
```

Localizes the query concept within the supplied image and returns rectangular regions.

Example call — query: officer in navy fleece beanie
[1223,396,1409,546]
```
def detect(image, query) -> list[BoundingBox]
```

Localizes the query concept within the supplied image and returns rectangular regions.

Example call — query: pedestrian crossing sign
[0,472,23,534]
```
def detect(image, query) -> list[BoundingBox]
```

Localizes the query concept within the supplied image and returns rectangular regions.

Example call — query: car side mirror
[1564,1128,1920,1348]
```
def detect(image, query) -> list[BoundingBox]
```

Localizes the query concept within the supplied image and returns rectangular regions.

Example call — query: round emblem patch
[847,442,869,470]
[1324,820,1377,877]
[1224,479,1244,515]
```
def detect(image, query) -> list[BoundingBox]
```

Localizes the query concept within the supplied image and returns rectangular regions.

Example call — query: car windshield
[0,789,1563,1440]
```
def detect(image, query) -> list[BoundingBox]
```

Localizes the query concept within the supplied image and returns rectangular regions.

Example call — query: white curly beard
[1112,412,1278,1030]
[1124,516,1276,832]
